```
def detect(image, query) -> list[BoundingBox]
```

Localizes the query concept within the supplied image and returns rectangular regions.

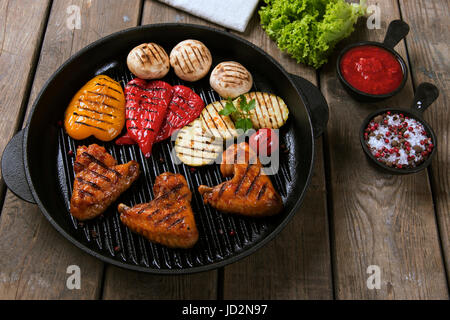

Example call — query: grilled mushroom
[169,40,212,82]
[127,43,170,79]
[209,61,253,98]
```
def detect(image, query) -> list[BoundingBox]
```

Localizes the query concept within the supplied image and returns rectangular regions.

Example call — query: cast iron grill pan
[56,54,294,270]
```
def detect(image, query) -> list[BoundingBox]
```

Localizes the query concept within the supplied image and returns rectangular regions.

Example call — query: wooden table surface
[0,0,448,300]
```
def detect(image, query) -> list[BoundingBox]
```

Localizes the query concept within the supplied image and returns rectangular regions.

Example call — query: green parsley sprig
[218,95,256,132]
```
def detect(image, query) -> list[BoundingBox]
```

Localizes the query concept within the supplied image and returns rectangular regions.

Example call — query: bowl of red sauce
[337,20,409,102]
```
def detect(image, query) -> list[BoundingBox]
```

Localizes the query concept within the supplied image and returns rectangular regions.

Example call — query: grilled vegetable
[219,95,256,133]
[127,43,170,79]
[249,128,279,156]
[117,79,173,157]
[64,75,125,141]
[169,39,212,82]
[116,85,205,145]
[210,61,253,99]
[200,101,239,140]
[156,85,205,142]
[233,92,289,129]
[175,118,222,167]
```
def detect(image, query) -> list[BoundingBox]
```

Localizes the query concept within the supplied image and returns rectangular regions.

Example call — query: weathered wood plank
[222,14,333,299]
[321,0,448,299]
[0,0,142,299]
[0,0,51,201]
[399,0,450,289]
[101,0,218,300]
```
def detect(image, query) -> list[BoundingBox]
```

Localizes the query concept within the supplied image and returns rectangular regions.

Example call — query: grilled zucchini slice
[234,92,289,129]
[175,118,223,166]
[200,101,239,140]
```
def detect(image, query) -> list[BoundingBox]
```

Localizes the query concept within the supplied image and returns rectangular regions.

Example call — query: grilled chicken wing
[118,172,199,249]
[70,144,140,220]
[198,142,283,217]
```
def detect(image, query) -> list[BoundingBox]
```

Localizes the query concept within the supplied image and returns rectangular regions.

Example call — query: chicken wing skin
[118,172,199,249]
[70,144,140,220]
[73,144,117,174]
[198,142,283,217]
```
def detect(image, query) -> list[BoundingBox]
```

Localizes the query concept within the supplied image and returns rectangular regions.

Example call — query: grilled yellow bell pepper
[64,75,125,141]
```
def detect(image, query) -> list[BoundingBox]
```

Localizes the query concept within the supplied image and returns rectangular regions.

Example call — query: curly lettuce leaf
[259,0,366,69]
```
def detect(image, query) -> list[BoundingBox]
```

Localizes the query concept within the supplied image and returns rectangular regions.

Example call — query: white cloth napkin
[158,0,260,32]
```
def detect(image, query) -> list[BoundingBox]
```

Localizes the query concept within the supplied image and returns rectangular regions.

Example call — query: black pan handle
[383,20,410,49]
[1,129,36,203]
[289,73,329,138]
[411,82,439,114]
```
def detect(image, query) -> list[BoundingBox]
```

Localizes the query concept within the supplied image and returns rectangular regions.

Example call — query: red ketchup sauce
[340,45,403,95]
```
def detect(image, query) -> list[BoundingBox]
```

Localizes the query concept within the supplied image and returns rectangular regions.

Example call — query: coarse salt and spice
[364,112,433,169]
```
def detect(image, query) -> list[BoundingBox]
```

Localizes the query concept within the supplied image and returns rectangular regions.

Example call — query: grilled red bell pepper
[117,85,205,146]
[116,78,173,157]
[155,85,205,142]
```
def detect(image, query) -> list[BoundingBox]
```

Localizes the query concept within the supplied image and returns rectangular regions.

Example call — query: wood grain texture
[0,0,142,299]
[222,14,333,299]
[399,0,450,288]
[0,194,102,299]
[101,0,218,300]
[0,0,51,199]
[321,0,448,299]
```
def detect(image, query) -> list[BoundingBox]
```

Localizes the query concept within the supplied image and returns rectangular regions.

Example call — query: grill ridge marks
[254,92,269,128]
[167,217,185,229]
[94,83,122,94]
[154,206,187,226]
[76,105,116,118]
[234,164,253,195]
[87,91,120,101]
[257,183,268,201]
[246,170,261,196]
[98,77,117,84]
[72,112,114,125]
[170,40,212,81]
[156,183,185,200]
[87,168,111,182]
[143,208,160,217]
[139,46,153,63]
[79,98,118,110]
[81,151,122,177]
[76,176,102,190]
[248,92,262,129]
[78,189,94,198]
[175,55,189,74]
[201,101,237,140]
[74,121,107,131]
[218,183,227,197]
[181,48,195,74]
[127,83,169,92]
[214,101,235,137]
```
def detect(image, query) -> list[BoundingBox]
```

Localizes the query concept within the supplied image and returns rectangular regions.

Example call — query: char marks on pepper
[121,78,174,157]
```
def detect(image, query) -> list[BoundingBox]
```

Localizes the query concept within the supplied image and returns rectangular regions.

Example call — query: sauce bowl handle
[411,82,439,114]
[383,20,410,49]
